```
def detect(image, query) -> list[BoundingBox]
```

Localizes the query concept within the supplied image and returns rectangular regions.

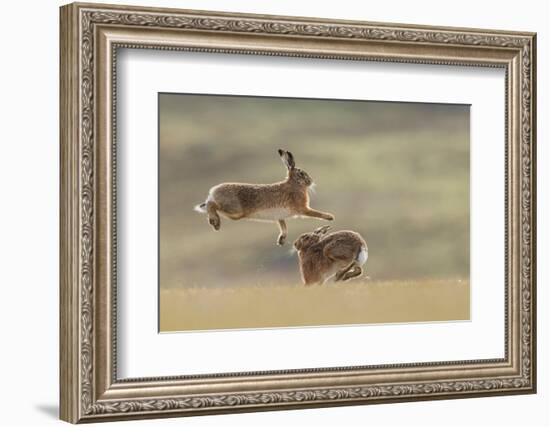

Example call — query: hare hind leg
[335,261,362,282]
[206,201,221,231]
[342,264,362,281]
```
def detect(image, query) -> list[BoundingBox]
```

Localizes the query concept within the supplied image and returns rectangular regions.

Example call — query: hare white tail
[357,246,368,266]
[194,202,207,214]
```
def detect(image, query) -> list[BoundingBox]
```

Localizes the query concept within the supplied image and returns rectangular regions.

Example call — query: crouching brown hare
[293,225,368,285]
[194,149,334,245]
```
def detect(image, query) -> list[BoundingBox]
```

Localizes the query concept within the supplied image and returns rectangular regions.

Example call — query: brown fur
[294,226,368,285]
[196,150,334,245]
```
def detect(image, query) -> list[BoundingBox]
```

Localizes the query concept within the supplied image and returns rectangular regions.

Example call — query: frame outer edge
[529,33,537,393]
[69,1,536,37]
[60,3,80,424]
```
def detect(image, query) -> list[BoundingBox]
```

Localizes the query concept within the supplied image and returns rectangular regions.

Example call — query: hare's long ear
[314,225,331,235]
[278,149,295,170]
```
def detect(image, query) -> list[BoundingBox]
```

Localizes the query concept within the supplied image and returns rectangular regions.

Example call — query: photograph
[159,93,471,332]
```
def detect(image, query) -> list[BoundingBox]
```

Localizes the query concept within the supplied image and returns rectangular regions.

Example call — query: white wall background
[0,0,545,426]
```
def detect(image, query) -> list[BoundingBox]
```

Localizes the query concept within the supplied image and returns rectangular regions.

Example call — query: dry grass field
[160,279,469,332]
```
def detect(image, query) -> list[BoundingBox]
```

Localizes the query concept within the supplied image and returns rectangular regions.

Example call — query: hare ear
[278,149,295,170]
[314,225,331,235]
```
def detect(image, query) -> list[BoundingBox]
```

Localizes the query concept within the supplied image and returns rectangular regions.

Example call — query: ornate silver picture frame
[60,2,536,423]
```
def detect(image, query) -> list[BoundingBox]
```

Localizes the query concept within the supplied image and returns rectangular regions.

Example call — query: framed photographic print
[59,2,537,423]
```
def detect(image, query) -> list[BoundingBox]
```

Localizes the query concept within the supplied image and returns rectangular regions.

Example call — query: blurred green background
[159,93,470,289]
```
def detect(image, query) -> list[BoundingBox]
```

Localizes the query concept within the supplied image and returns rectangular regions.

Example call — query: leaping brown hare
[194,149,334,245]
[293,225,368,285]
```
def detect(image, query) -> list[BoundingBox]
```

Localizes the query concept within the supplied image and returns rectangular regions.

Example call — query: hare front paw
[277,234,286,246]
[324,213,335,221]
